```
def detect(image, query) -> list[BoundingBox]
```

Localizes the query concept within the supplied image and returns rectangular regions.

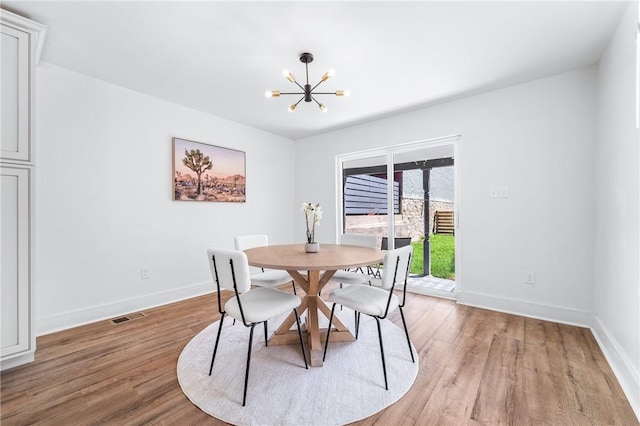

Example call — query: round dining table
[243,243,384,367]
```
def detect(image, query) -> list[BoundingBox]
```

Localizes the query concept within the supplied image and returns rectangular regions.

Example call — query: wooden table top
[244,244,384,271]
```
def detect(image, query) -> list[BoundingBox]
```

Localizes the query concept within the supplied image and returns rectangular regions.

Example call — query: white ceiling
[3,1,628,140]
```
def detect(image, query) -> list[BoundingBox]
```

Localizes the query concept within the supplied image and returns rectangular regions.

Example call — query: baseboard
[456,290,592,328]
[35,281,215,336]
[591,315,640,420]
[0,352,35,372]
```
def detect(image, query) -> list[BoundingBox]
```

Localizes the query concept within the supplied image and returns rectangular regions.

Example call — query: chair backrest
[380,237,412,250]
[340,233,377,248]
[380,245,413,290]
[207,248,252,294]
[234,235,269,275]
[234,234,268,251]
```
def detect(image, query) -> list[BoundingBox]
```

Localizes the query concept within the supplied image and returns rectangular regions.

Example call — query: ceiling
[3,1,628,140]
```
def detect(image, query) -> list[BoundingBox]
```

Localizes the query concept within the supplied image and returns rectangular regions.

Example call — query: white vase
[305,242,319,253]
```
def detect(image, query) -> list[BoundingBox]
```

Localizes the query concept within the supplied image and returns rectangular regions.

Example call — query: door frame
[335,134,461,295]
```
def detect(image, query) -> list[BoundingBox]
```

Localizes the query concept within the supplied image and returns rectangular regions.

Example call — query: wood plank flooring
[1,287,637,425]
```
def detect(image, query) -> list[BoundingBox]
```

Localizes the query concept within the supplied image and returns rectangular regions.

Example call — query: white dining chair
[207,248,308,406]
[331,233,377,287]
[371,236,413,278]
[322,245,415,390]
[234,234,297,294]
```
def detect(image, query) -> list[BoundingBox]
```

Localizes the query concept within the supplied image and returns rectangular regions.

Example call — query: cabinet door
[1,165,32,358]
[1,24,31,163]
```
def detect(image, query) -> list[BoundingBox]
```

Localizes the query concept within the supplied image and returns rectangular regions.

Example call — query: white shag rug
[177,311,418,425]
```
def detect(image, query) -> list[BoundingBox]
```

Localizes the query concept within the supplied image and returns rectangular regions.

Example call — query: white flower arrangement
[301,202,322,243]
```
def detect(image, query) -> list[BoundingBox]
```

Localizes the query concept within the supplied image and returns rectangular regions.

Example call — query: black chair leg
[291,281,297,295]
[242,323,256,407]
[322,303,337,361]
[293,308,308,369]
[399,307,414,362]
[354,310,358,339]
[209,312,226,375]
[264,321,268,347]
[375,317,388,390]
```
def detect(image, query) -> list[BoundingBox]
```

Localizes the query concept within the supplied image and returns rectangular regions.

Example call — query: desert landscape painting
[172,137,246,202]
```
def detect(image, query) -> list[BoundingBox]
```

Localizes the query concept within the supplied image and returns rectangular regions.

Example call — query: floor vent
[111,312,145,324]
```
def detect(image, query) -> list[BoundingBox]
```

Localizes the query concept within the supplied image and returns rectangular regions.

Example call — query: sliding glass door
[337,136,458,290]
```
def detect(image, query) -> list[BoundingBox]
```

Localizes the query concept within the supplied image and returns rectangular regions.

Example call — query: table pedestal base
[269,269,355,367]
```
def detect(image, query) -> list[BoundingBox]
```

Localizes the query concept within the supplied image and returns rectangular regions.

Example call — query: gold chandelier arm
[310,79,326,92]
[311,96,328,112]
[288,96,305,112]
[266,90,306,97]
[310,69,334,92]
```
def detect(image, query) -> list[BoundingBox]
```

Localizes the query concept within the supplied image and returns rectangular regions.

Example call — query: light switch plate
[525,270,535,285]
[140,268,150,280]
[490,186,509,198]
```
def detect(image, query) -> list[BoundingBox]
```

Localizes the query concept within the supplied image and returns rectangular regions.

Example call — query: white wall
[35,63,295,334]
[296,67,597,324]
[594,1,640,417]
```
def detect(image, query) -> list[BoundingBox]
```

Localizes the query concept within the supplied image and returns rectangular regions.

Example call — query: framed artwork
[172,137,246,202]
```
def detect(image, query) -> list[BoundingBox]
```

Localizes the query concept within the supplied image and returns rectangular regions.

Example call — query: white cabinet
[0,10,46,370]
[1,11,45,164]
[1,166,33,363]
[1,24,31,162]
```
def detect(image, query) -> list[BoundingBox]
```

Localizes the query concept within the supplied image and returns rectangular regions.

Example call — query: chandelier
[265,52,349,112]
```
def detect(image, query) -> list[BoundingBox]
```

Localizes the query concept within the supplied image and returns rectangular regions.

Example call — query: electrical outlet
[140,268,150,280]
[490,186,509,198]
[525,270,535,285]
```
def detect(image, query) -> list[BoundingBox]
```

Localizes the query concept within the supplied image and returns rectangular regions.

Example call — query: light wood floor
[1,287,637,425]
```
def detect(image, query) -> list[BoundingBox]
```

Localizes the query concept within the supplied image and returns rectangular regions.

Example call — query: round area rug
[177,311,418,425]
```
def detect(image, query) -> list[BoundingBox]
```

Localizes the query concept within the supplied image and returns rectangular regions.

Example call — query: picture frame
[172,137,246,202]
